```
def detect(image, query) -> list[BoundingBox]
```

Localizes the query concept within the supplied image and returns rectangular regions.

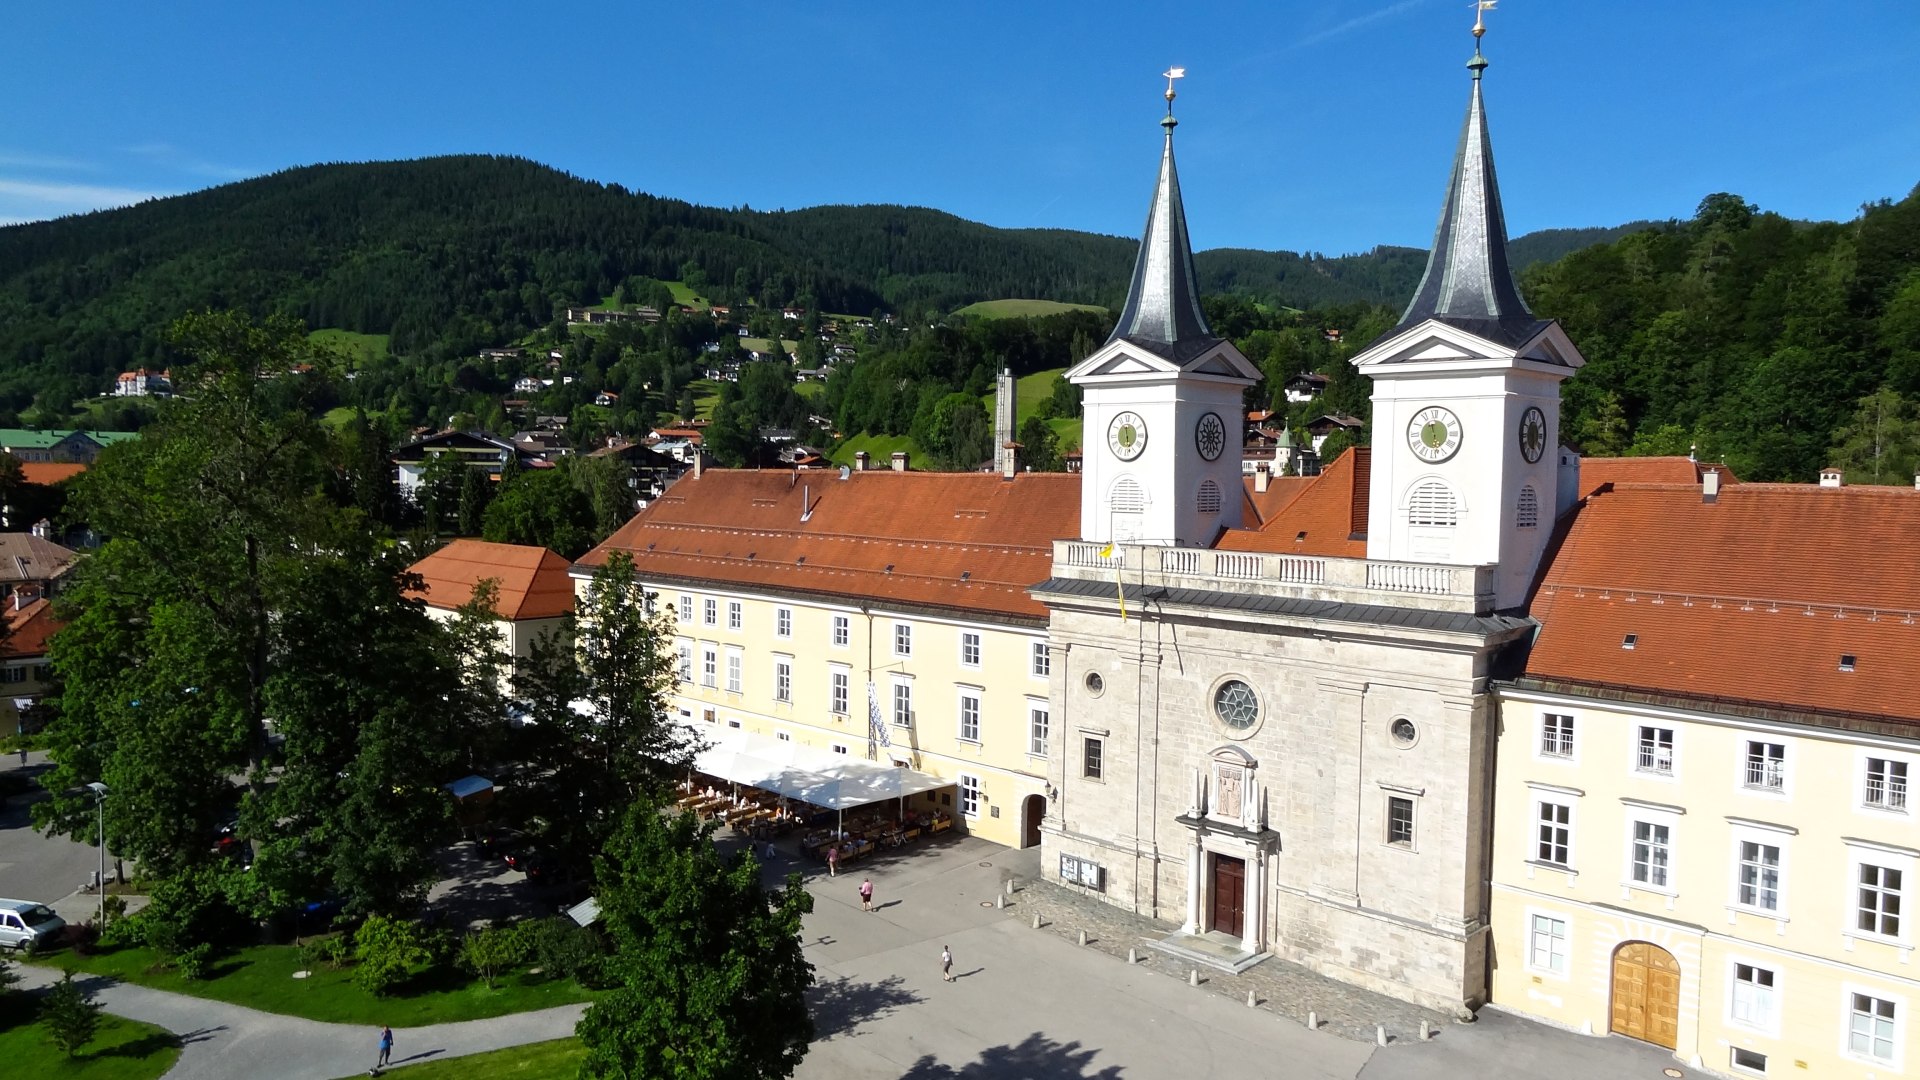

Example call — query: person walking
[859,877,874,912]
[826,844,838,877]
[372,1025,393,1073]
[940,944,953,982]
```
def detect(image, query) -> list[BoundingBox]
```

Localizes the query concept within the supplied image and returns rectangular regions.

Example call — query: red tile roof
[3,598,58,658]
[407,539,576,620]
[1577,456,1737,498]
[1217,448,1370,557]
[1527,482,1920,725]
[1240,474,1314,525]
[578,470,1083,620]
[20,462,86,486]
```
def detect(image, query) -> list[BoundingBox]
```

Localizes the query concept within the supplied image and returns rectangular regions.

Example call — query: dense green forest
[0,154,1914,483]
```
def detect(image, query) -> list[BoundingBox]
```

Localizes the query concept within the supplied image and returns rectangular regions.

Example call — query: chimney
[692,452,705,480]
[854,451,870,472]
[1254,462,1271,494]
[30,519,49,539]
[1819,467,1843,488]
[993,368,1016,476]
[890,451,908,473]
[1702,468,1720,504]
[1001,442,1019,481]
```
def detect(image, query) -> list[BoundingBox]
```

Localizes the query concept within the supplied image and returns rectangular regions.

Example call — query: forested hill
[0,153,1637,418]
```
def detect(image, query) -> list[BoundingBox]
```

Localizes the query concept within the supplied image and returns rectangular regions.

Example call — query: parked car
[0,899,66,952]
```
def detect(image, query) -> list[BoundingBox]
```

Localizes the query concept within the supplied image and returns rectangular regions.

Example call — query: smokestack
[1702,468,1720,503]
[1819,468,1843,488]
[692,452,705,480]
[993,368,1016,476]
[1254,462,1271,494]
[854,451,870,472]
[890,451,908,473]
[1002,442,1019,481]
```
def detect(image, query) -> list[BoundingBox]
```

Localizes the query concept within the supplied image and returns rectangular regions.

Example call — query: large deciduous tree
[577,802,814,1080]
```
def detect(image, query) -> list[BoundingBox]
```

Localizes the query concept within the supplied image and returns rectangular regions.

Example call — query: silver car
[0,899,65,951]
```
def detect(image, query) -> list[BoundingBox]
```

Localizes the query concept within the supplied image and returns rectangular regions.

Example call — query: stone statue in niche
[1214,763,1244,821]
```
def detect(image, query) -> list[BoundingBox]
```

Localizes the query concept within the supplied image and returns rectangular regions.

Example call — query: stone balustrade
[1053,540,1496,615]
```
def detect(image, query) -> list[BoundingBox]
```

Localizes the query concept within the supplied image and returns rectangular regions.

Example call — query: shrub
[298,933,353,971]
[39,971,103,1057]
[528,917,606,987]
[175,943,215,981]
[458,926,518,990]
[352,915,431,997]
[0,952,19,995]
[65,919,102,956]
[140,864,242,957]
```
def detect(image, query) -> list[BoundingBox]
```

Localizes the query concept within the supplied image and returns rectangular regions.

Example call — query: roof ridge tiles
[1540,583,1920,624]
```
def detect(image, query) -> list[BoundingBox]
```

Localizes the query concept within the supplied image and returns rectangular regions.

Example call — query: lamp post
[85,781,108,929]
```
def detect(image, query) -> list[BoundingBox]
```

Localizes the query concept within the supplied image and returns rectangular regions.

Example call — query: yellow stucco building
[1490,478,1919,1079]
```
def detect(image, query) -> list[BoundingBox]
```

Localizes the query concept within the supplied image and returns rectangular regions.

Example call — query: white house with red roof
[407,540,575,670]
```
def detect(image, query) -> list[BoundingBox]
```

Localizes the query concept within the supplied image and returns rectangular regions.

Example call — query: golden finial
[1161,67,1186,129]
[1472,0,1496,40]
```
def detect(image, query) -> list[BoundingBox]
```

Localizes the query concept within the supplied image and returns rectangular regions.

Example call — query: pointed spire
[1398,16,1539,342]
[1107,68,1220,364]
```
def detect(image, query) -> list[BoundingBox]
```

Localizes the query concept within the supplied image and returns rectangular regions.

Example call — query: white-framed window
[1030,641,1050,678]
[893,622,912,658]
[725,649,742,694]
[832,614,850,648]
[1636,725,1675,776]
[701,646,717,688]
[957,689,981,743]
[727,600,742,630]
[1540,713,1574,758]
[1535,800,1572,866]
[1865,756,1910,812]
[1516,484,1539,528]
[1730,961,1777,1033]
[959,774,982,817]
[677,593,693,623]
[1083,737,1104,781]
[702,597,717,626]
[1737,840,1782,913]
[1846,991,1899,1066]
[829,670,849,715]
[773,659,792,704]
[1386,795,1415,848]
[891,680,913,727]
[1631,819,1672,889]
[1527,912,1568,974]
[676,640,692,682]
[1729,1047,1768,1076]
[1743,741,1785,792]
[775,606,792,638]
[1856,862,1905,940]
[1027,701,1049,758]
[960,631,981,668]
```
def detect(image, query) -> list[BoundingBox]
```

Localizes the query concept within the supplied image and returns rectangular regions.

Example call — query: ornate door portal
[1209,854,1245,939]
[1609,942,1680,1049]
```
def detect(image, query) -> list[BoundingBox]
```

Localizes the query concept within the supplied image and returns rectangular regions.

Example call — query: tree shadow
[895,1032,1123,1079]
[806,973,923,1040]
[89,1031,184,1061]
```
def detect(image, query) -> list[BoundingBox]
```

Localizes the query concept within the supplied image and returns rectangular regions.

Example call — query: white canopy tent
[681,724,950,823]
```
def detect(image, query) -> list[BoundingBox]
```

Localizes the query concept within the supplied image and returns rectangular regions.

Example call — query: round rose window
[1084,672,1105,696]
[1213,679,1259,730]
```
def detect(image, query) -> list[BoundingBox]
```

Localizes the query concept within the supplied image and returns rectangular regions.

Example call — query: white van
[0,899,65,951]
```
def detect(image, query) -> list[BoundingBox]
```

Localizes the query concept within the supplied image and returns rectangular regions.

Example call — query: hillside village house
[113,368,172,397]
[406,539,575,674]
[0,429,137,465]
[0,594,58,738]
[391,431,532,502]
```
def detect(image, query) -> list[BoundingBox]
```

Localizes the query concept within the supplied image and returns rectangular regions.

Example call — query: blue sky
[7,1,1917,255]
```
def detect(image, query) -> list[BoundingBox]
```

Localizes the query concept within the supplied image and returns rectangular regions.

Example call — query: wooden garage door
[1610,942,1680,1049]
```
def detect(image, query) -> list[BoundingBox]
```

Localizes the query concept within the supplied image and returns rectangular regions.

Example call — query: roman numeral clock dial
[1406,406,1463,464]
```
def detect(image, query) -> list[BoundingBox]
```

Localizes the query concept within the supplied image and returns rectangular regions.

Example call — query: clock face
[1194,412,1225,461]
[1406,406,1463,464]
[1108,411,1148,461]
[1518,406,1547,464]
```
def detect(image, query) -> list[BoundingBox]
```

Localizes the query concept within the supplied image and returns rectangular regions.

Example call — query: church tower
[1066,71,1261,547]
[1349,22,1586,608]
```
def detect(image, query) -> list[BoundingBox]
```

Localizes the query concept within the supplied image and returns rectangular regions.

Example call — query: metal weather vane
[1472,0,1497,39]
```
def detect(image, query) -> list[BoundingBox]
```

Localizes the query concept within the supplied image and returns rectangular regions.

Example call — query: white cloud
[0,150,98,172]
[0,177,162,223]
[1296,0,1430,50]
[123,142,253,180]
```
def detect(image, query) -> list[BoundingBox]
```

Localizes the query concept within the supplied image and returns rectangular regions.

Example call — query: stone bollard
[1127,947,1138,964]
[1031,913,1041,929]
[1005,879,1015,896]
[996,893,1006,909]
[1188,969,1200,987]
[1246,990,1257,1008]
[1421,1020,1432,1041]
[1376,1025,1388,1047]
[1307,1011,1318,1030]
[1077,929,1087,946]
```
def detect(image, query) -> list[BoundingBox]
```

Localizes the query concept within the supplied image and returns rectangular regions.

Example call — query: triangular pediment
[1350,317,1585,375]
[1189,353,1244,377]
[1067,343,1180,380]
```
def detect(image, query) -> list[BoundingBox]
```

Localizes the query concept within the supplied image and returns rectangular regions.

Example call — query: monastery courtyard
[787,835,1682,1080]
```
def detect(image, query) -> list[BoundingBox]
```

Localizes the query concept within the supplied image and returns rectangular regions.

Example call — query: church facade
[1035,41,1584,1014]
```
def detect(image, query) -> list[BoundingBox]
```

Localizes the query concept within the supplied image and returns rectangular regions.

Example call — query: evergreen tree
[40,971,103,1058]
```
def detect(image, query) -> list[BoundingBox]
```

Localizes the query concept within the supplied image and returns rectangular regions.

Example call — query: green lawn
[662,280,708,309]
[827,431,921,468]
[974,367,1082,456]
[46,946,594,1027]
[952,298,1108,320]
[320,405,382,430]
[738,337,799,356]
[308,329,391,366]
[0,1002,180,1080]
[332,1038,583,1080]
[794,380,826,401]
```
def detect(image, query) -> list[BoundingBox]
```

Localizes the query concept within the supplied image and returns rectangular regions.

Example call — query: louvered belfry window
[1196,479,1222,513]
[1407,480,1458,527]
[1516,485,1539,528]
[1111,478,1145,513]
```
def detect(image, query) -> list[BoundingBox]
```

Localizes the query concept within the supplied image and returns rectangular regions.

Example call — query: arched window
[1406,480,1458,527]
[1111,477,1145,513]
[1196,479,1222,513]
[1516,484,1540,529]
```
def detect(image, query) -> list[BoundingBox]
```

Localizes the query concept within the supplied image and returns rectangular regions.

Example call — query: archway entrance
[1020,794,1045,849]
[1610,941,1681,1049]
